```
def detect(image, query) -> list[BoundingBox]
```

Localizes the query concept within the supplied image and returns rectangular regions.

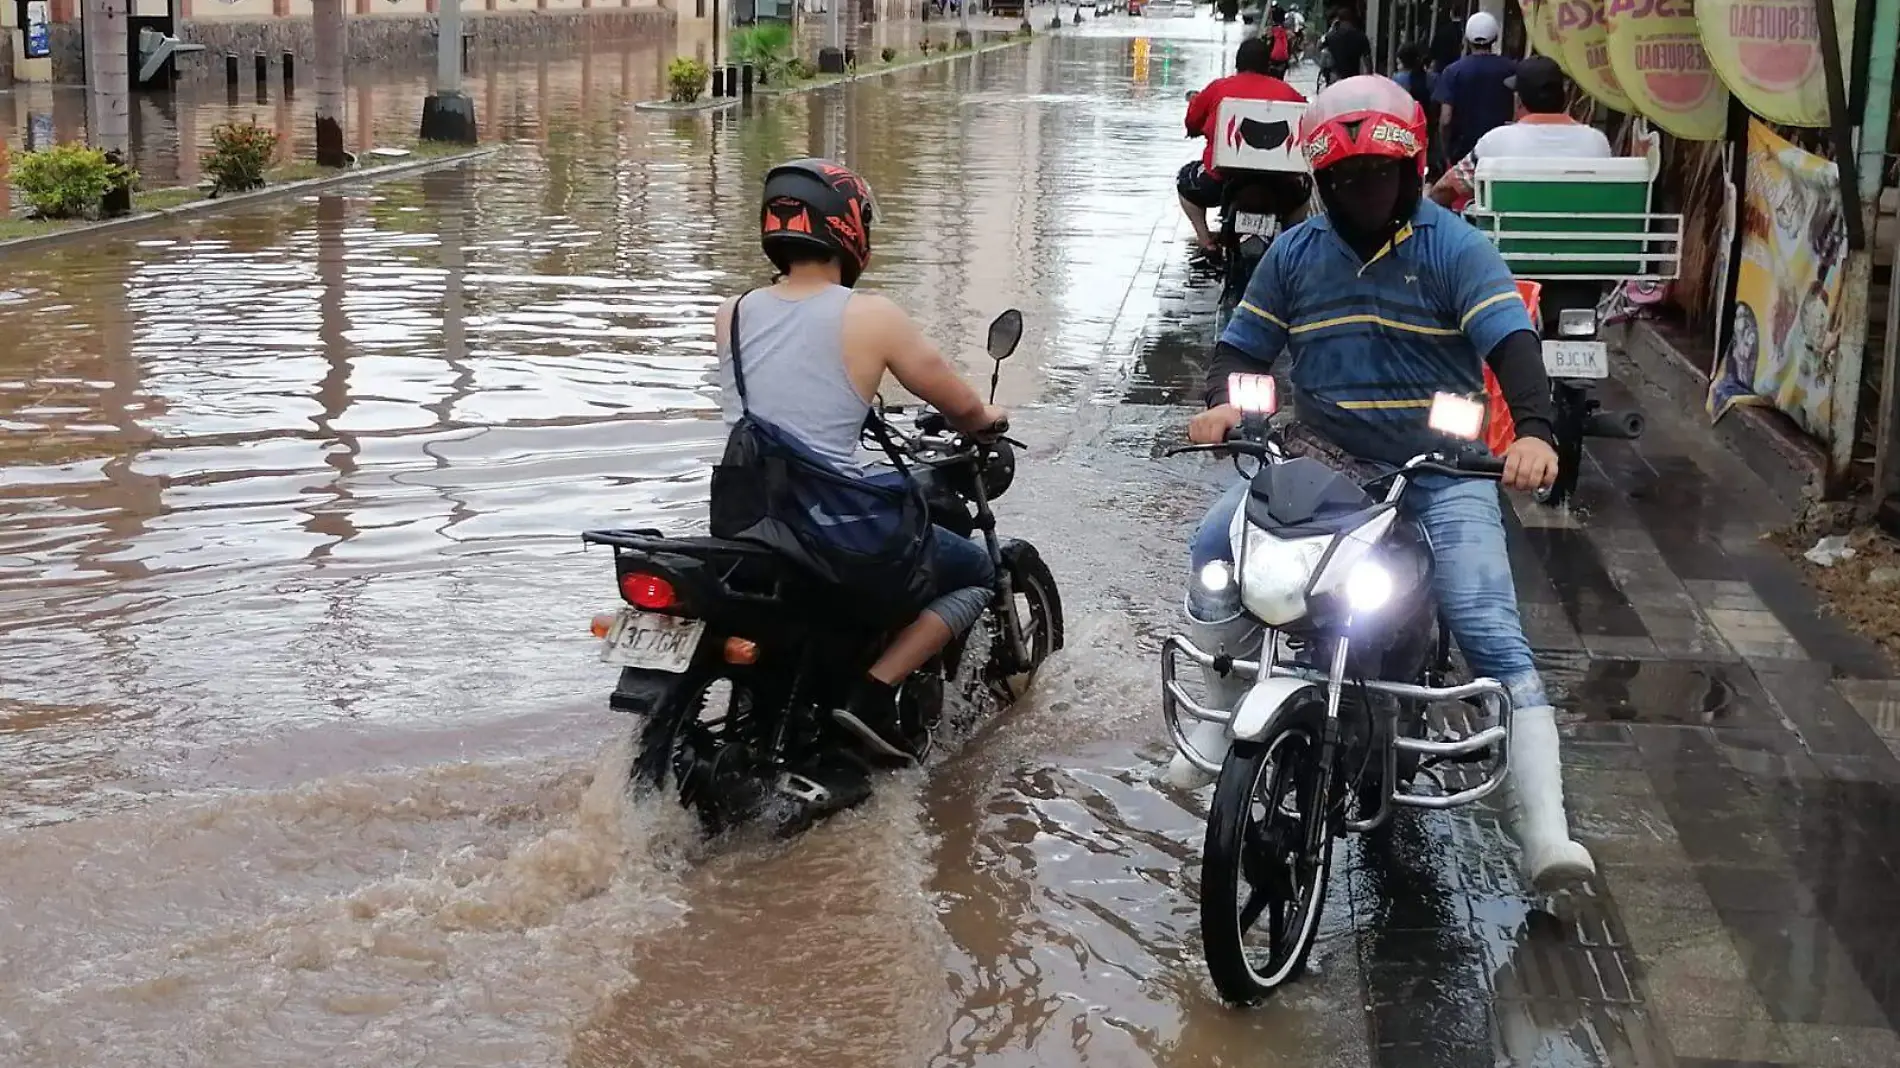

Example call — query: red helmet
[759,158,878,287]
[1298,75,1429,177]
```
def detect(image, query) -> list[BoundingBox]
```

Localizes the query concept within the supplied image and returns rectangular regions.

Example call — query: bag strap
[727,290,754,410]
[862,410,913,476]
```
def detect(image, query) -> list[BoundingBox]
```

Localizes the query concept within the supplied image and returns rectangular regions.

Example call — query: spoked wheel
[1200,705,1335,1005]
[999,548,1065,695]
[632,676,759,833]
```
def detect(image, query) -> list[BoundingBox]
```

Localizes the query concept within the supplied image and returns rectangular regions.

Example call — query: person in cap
[1429,55,1613,210]
[1431,11,1518,165]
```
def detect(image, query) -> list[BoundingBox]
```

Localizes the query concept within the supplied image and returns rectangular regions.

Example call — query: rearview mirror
[986,309,1024,362]
[1185,89,1199,102]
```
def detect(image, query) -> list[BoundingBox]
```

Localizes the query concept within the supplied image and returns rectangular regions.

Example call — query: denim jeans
[923,526,995,634]
[1190,475,1549,710]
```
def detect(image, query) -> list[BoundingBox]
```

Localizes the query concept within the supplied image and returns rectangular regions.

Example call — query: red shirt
[1187,72,1306,177]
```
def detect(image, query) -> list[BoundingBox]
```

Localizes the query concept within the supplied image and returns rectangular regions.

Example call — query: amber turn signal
[590,613,615,639]
[723,637,759,665]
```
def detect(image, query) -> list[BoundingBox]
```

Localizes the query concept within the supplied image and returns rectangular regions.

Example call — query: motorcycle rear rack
[1161,633,1513,819]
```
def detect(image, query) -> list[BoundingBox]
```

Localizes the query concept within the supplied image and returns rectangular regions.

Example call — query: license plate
[1233,212,1277,237]
[1542,339,1609,379]
[600,608,706,672]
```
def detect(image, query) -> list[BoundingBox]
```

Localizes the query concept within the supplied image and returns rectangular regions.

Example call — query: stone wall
[175,8,673,78]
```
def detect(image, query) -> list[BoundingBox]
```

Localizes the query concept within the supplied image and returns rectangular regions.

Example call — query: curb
[755,33,1035,97]
[632,97,741,113]
[1614,318,1828,516]
[0,145,502,256]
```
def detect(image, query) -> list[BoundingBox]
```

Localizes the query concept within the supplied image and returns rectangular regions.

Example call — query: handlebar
[1164,428,1506,484]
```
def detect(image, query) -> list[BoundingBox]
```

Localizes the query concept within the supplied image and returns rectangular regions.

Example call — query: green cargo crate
[1467,157,1681,280]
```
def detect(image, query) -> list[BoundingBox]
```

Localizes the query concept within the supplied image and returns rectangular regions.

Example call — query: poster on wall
[1696,0,1855,127]
[1604,0,1730,140]
[1707,121,1849,442]
[24,0,51,59]
[1554,0,1636,112]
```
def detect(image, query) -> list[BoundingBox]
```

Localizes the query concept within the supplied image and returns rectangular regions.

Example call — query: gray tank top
[718,285,870,470]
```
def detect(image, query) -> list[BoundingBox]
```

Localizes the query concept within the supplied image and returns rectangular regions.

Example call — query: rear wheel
[1200,704,1335,1005]
[632,674,761,833]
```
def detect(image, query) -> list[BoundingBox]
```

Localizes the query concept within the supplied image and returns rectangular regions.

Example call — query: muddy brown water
[0,24,1364,1067]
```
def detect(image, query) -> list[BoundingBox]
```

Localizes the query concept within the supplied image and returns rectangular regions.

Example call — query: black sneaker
[830,678,920,766]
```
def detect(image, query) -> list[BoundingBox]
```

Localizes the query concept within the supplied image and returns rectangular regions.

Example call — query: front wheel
[1200,704,1335,1005]
[998,541,1065,691]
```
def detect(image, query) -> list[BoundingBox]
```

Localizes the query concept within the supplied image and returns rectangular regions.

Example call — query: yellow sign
[1553,0,1636,111]
[1696,0,1854,126]
[1604,0,1729,140]
[1526,0,1572,73]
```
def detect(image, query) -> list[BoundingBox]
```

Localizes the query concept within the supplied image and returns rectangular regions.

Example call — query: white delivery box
[1210,98,1309,174]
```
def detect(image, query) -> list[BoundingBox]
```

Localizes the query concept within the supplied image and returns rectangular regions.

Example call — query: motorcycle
[581,311,1065,836]
[1183,91,1312,332]
[1161,379,1516,1005]
[1519,279,1645,507]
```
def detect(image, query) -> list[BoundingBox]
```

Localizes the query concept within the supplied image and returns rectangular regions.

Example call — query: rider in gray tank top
[717,285,868,471]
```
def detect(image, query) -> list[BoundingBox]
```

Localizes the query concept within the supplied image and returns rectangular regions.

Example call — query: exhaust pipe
[1582,410,1645,440]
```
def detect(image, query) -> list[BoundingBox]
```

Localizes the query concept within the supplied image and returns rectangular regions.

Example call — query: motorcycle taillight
[619,572,677,610]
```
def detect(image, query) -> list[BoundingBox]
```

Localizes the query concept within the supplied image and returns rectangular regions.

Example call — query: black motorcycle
[1183,90,1311,331]
[1526,280,1645,506]
[582,311,1064,835]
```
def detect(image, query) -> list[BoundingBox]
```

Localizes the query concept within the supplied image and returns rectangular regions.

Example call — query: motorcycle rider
[716,158,1008,764]
[1179,36,1307,263]
[1169,77,1596,891]
[1428,55,1613,211]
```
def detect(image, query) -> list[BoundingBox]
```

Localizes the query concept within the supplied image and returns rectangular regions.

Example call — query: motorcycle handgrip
[977,416,1011,438]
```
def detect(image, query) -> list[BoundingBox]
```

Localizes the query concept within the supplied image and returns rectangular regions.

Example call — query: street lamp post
[420,0,479,143]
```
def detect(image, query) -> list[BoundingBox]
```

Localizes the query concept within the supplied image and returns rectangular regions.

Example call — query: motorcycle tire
[1200,701,1335,1005]
[1000,541,1065,689]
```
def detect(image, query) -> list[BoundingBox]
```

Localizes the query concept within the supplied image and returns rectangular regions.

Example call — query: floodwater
[0,19,1361,1068]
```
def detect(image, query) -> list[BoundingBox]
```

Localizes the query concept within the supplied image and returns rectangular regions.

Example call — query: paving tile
[1685,581,1771,615]
[1667,1017,1900,1068]
[1830,679,1900,738]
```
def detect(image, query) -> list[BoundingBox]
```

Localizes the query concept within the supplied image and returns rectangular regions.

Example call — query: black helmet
[759,158,878,287]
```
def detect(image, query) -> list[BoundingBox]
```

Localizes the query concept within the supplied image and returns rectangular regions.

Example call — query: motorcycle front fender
[1230,675,1325,743]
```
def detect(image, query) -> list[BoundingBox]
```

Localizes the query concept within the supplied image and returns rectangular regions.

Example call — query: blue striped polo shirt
[1217,198,1534,465]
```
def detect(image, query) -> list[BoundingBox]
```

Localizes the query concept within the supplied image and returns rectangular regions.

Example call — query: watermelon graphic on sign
[1555,0,1636,112]
[1696,0,1855,126]
[1604,0,1729,140]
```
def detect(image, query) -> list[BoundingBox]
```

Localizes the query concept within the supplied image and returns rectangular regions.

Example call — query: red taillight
[618,572,677,610]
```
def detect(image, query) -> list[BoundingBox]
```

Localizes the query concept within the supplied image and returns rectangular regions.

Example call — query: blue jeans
[924,526,995,634]
[1191,476,1549,710]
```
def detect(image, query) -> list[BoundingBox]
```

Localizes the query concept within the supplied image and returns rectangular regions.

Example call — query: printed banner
[1708,121,1849,443]
[1604,0,1730,140]
[1525,0,1572,73]
[1695,0,1855,127]
[1553,0,1636,112]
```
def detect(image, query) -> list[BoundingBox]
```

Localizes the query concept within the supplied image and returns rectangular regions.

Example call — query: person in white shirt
[1428,55,1613,210]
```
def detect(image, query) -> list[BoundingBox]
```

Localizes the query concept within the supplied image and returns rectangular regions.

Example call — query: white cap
[1465,11,1501,44]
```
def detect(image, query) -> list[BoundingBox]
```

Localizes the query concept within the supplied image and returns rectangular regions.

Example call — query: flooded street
[9,16,1900,1068]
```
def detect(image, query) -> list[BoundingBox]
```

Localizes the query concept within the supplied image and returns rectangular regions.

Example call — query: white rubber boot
[1165,618,1259,790]
[1501,706,1597,891]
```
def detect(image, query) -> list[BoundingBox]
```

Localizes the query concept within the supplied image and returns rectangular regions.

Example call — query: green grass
[1,141,486,243]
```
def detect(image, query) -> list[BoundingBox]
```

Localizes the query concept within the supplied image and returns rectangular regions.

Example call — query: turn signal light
[619,572,677,610]
[589,613,615,639]
[723,637,759,665]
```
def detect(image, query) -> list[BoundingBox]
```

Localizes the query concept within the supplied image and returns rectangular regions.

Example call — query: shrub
[667,57,709,103]
[202,118,279,195]
[731,22,795,83]
[12,143,136,219]
[785,57,816,81]
[919,38,934,54]
[881,46,897,63]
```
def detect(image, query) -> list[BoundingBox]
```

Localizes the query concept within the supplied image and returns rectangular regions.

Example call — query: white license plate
[600,608,706,672]
[1233,212,1277,237]
[1542,339,1609,379]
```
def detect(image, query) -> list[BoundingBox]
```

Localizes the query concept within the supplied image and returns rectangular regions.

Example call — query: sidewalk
[1100,214,1900,1068]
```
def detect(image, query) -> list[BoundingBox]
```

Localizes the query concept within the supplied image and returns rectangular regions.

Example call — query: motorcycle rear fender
[609,666,700,716]
[1230,675,1325,743]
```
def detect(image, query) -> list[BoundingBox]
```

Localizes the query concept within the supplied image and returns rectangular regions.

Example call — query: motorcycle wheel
[1200,702,1335,1005]
[632,676,759,834]
[1002,547,1065,691]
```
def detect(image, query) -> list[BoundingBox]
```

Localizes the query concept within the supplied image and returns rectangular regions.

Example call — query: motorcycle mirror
[986,309,1024,362]
[1185,89,1199,102]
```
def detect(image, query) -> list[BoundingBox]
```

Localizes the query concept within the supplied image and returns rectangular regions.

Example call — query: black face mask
[1316,160,1422,260]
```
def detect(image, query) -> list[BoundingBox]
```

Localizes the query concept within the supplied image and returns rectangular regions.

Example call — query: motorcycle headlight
[1187,559,1242,622]
[1557,308,1598,338]
[1236,531,1328,626]
[1345,560,1393,614]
